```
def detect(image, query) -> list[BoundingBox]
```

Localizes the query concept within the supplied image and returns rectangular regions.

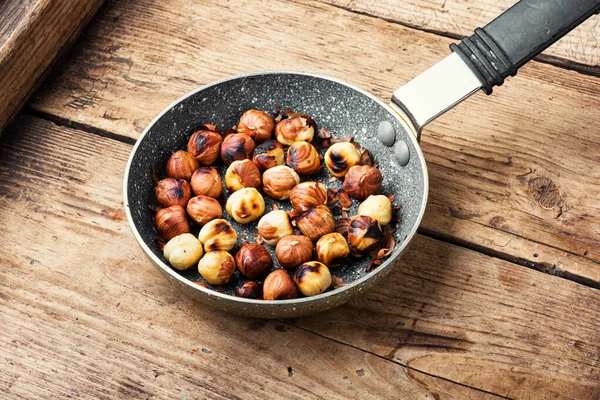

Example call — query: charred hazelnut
[275,116,315,146]
[237,110,274,144]
[286,141,321,175]
[225,160,261,192]
[324,142,361,177]
[235,281,262,299]
[357,195,392,226]
[296,205,335,241]
[289,181,327,212]
[252,140,285,171]
[187,130,223,165]
[221,133,255,165]
[197,250,235,285]
[186,195,222,226]
[155,205,190,241]
[343,165,382,200]
[316,233,350,267]
[235,243,273,279]
[294,261,332,297]
[163,233,203,270]
[166,150,199,181]
[198,218,237,251]
[275,235,313,269]
[225,187,265,223]
[190,167,222,198]
[263,269,298,300]
[257,210,294,246]
[262,165,300,200]
[348,215,382,253]
[155,178,192,208]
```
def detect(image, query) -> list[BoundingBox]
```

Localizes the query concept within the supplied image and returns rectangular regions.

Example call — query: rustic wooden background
[1,0,599,398]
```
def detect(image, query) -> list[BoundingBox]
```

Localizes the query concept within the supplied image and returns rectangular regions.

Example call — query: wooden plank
[0,0,104,135]
[320,0,600,73]
[0,115,498,399]
[28,0,600,285]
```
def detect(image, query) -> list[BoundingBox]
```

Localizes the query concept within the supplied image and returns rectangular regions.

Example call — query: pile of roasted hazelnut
[153,108,396,300]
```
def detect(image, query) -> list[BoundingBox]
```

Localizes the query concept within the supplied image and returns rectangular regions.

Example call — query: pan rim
[123,70,429,307]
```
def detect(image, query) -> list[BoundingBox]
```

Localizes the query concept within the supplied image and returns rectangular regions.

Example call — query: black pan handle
[451,0,600,94]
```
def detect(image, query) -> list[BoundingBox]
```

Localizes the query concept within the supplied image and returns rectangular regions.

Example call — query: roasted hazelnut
[187,130,223,165]
[286,141,321,175]
[263,269,298,300]
[225,160,261,192]
[155,178,192,208]
[357,195,392,226]
[237,109,274,144]
[221,133,255,165]
[343,165,382,200]
[275,235,313,269]
[296,205,335,241]
[163,233,203,270]
[155,205,190,241]
[348,215,382,253]
[225,187,265,223]
[198,218,237,251]
[235,281,262,299]
[294,261,332,297]
[166,150,199,181]
[316,233,349,267]
[275,116,315,146]
[190,167,222,198]
[262,165,300,200]
[235,243,273,279]
[257,210,294,246]
[252,140,285,171]
[324,142,361,177]
[186,195,222,226]
[197,250,235,285]
[289,181,327,212]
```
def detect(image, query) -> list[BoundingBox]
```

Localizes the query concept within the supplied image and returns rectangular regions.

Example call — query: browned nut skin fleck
[290,181,327,212]
[263,269,298,300]
[316,233,350,267]
[253,140,285,171]
[155,178,192,208]
[221,133,255,165]
[235,243,273,279]
[343,165,382,200]
[190,167,222,198]
[294,261,332,297]
[235,281,262,299]
[225,160,261,192]
[275,235,313,269]
[186,195,222,226]
[286,141,321,175]
[296,205,335,242]
[166,150,199,181]
[237,110,274,144]
[155,205,190,241]
[348,215,382,253]
[187,130,223,166]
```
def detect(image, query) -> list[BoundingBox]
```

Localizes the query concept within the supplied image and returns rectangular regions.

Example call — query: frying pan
[124,0,599,318]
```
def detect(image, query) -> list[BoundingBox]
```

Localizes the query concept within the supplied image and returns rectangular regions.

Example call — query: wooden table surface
[1,0,599,398]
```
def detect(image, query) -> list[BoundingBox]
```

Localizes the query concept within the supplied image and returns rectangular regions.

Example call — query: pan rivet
[394,140,410,166]
[377,121,396,147]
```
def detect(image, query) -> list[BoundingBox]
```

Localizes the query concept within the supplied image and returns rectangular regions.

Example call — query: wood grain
[29,0,600,285]
[320,0,600,73]
[0,116,499,399]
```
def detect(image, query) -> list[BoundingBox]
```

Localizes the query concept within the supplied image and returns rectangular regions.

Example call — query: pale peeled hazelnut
[235,281,262,299]
[316,233,350,267]
[186,195,222,226]
[324,142,361,177]
[348,215,382,253]
[225,160,261,192]
[275,235,313,269]
[294,261,332,297]
[235,243,273,279]
[252,140,285,171]
[257,210,294,246]
[289,181,327,212]
[187,130,222,165]
[263,269,298,300]
[296,205,335,242]
[166,150,199,181]
[286,141,321,175]
[197,250,235,285]
[262,165,300,200]
[221,133,255,165]
[198,219,237,251]
[237,110,274,144]
[155,178,192,208]
[163,233,203,270]
[155,205,190,241]
[343,165,382,200]
[190,167,222,198]
[225,187,265,223]
[357,195,392,226]
[275,116,315,146]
